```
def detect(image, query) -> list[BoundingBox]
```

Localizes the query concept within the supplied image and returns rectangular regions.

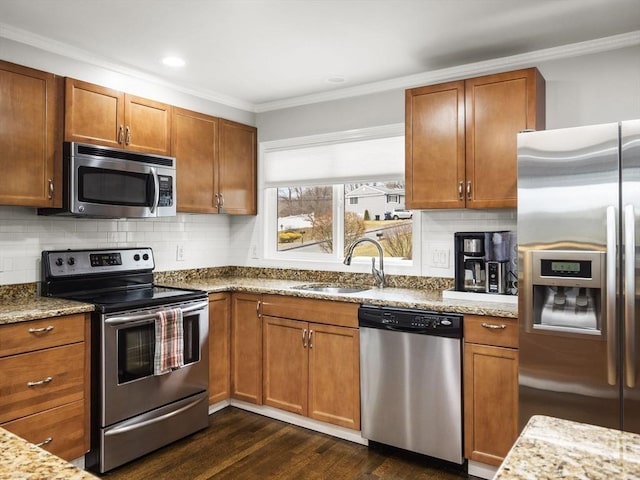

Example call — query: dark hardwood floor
[100,407,469,480]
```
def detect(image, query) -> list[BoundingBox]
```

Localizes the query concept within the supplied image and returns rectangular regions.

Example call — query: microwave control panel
[158,175,174,207]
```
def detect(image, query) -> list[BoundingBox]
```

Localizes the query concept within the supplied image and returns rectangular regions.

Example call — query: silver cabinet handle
[219,193,224,208]
[302,329,308,348]
[308,330,313,348]
[35,437,53,448]
[118,125,125,144]
[214,193,220,209]
[606,205,618,386]
[27,376,53,387]
[458,181,463,201]
[28,325,54,334]
[125,125,131,145]
[481,322,506,330]
[466,181,472,201]
[256,300,261,318]
[47,179,54,200]
[624,204,636,388]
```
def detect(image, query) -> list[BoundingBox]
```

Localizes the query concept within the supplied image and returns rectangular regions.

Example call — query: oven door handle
[104,301,208,326]
[105,395,206,436]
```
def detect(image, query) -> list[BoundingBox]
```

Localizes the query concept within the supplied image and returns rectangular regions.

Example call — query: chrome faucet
[343,237,385,288]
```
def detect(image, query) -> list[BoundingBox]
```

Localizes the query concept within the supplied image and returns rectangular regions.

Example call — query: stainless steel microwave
[39,142,176,218]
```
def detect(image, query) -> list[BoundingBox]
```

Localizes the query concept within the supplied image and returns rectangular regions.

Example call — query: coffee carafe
[454,233,487,292]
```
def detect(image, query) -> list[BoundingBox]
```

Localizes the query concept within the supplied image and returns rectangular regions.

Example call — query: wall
[1,39,639,285]
[235,44,640,277]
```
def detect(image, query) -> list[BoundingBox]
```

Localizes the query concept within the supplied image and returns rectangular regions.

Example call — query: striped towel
[154,308,184,375]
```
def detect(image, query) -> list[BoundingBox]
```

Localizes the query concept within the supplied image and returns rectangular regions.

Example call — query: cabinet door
[405,81,465,209]
[218,119,257,215]
[465,68,545,208]
[64,78,124,148]
[308,323,360,430]
[124,94,172,156]
[0,60,62,208]
[464,343,519,466]
[209,293,230,404]
[173,107,219,213]
[263,316,308,416]
[230,293,263,404]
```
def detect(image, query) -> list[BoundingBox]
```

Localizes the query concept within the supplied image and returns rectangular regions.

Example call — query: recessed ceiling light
[326,75,346,84]
[162,56,185,67]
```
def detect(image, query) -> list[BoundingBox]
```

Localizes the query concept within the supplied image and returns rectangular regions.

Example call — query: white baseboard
[223,399,368,446]
[468,460,498,479]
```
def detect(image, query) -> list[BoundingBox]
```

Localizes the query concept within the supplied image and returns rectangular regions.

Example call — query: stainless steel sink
[291,284,371,294]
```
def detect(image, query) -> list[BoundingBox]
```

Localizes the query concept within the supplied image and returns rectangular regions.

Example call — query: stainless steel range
[41,247,209,473]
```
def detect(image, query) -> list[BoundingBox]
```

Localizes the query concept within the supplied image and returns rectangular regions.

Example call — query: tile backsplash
[0,206,230,285]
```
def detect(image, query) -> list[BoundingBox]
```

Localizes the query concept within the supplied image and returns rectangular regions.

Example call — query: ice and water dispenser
[527,250,605,334]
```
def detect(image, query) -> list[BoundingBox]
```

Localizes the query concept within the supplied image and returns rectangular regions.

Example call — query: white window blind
[263,135,404,187]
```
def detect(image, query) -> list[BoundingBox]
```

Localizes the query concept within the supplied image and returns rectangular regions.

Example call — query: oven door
[71,154,175,218]
[100,299,208,427]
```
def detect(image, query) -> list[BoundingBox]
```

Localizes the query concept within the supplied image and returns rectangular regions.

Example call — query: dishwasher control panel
[359,305,462,338]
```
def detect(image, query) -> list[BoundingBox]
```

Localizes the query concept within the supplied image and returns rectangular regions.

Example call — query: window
[262,125,415,265]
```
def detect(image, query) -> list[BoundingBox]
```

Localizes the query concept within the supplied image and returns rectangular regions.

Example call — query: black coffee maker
[454,232,487,292]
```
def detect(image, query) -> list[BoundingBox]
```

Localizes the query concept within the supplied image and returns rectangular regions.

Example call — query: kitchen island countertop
[494,415,640,479]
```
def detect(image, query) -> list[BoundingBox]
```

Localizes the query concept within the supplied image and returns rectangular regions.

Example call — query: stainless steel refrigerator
[517,119,640,433]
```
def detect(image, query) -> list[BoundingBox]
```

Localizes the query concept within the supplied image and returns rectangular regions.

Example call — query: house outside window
[262,126,415,265]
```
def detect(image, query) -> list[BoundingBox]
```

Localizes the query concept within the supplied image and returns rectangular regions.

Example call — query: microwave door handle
[149,167,160,214]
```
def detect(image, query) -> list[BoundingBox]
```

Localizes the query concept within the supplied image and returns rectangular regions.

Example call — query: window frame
[259,124,420,274]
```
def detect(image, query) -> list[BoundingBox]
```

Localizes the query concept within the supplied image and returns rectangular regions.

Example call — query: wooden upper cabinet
[465,68,545,208]
[65,78,171,156]
[172,107,219,213]
[218,119,257,215]
[405,67,545,209]
[405,81,465,209]
[0,60,63,208]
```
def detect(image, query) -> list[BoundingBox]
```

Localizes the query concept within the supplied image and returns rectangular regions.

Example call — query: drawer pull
[35,437,53,448]
[27,376,53,387]
[28,325,55,334]
[481,322,507,330]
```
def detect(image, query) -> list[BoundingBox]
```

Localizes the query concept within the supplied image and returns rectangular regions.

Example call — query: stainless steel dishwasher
[359,305,463,464]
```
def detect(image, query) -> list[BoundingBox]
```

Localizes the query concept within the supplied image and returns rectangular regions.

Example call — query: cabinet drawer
[464,315,518,348]
[1,400,86,461]
[0,314,85,357]
[0,343,85,423]
[262,295,359,328]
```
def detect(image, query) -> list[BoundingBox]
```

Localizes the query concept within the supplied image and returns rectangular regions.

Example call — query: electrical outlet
[176,244,185,261]
[430,247,450,268]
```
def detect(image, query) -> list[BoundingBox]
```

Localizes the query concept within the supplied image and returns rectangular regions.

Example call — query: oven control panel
[43,248,155,277]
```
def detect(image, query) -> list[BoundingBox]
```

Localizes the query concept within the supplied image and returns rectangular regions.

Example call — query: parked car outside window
[389,209,412,220]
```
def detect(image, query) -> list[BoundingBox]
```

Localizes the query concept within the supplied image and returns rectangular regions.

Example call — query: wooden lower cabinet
[262,295,360,430]
[230,293,263,404]
[0,313,90,461]
[209,293,231,404]
[464,315,519,466]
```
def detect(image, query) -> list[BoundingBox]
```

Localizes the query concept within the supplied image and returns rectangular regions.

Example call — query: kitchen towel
[154,308,184,375]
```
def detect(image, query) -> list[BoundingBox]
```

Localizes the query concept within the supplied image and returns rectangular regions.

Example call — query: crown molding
[0,22,254,112]
[1,22,638,115]
[254,30,640,113]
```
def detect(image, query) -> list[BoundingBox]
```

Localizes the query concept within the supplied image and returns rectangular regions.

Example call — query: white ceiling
[1,0,639,112]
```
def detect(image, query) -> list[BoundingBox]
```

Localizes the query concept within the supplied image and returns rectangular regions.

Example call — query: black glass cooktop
[65,285,206,313]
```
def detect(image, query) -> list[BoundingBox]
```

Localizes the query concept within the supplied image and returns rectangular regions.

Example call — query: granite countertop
[494,415,640,479]
[0,427,98,480]
[159,276,518,318]
[0,275,517,325]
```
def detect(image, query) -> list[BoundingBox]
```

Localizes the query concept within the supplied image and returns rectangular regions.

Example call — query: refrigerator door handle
[624,204,636,388]
[606,205,618,386]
